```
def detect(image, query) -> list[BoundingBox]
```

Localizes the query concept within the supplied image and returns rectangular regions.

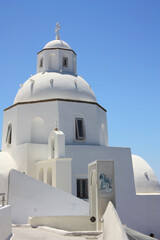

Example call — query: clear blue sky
[0,0,160,179]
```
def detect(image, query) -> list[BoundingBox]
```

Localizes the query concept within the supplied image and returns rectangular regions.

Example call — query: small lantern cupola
[37,23,77,75]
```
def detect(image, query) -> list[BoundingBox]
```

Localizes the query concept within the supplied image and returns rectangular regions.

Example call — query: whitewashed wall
[0,205,12,240]
[2,101,107,148]
[103,202,129,240]
[124,195,160,238]
[8,169,89,224]
[0,152,16,197]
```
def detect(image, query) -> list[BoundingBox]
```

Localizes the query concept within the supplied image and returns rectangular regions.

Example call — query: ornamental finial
[55,22,60,40]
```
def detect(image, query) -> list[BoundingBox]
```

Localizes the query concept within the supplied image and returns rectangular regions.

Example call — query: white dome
[14,72,97,104]
[44,40,71,50]
[132,155,160,194]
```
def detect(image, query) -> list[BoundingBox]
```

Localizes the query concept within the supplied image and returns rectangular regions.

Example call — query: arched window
[39,168,44,182]
[31,117,45,143]
[49,53,55,70]
[6,123,12,145]
[47,167,52,186]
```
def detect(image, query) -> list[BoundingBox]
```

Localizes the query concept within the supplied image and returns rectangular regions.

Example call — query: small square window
[77,179,88,199]
[75,118,85,140]
[63,57,68,68]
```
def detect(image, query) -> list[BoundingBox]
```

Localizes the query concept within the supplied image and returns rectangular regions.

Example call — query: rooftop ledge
[4,98,107,112]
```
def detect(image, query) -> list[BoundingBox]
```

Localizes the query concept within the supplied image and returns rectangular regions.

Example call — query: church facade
[2,24,108,197]
[1,24,160,237]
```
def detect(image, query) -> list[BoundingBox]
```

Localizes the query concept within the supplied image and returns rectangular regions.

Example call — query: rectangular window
[77,179,88,199]
[75,118,85,140]
[6,124,12,145]
[39,58,43,67]
[63,57,68,68]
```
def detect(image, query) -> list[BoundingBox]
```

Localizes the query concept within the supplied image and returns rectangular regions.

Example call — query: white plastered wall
[2,101,107,149]
[2,101,59,147]
[103,201,129,240]
[65,145,160,237]
[0,205,12,240]
[97,106,108,146]
[8,169,89,224]
[58,101,107,145]
[131,195,160,238]
[0,152,16,198]
[65,145,136,201]
[35,158,72,193]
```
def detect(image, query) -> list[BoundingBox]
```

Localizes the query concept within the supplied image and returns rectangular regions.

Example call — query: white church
[0,23,160,239]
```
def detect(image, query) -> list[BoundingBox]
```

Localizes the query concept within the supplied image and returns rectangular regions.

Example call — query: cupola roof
[44,40,71,50]
[14,73,97,104]
[14,23,97,105]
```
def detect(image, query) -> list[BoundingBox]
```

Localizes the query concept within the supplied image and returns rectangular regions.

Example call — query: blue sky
[0,0,160,179]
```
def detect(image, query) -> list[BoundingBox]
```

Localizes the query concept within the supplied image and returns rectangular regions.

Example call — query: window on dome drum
[75,118,85,140]
[77,179,88,199]
[63,57,68,68]
[40,58,43,67]
[6,123,12,145]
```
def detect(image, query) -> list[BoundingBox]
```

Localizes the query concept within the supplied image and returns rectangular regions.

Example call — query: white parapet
[29,215,96,231]
[103,201,129,240]
[8,169,89,224]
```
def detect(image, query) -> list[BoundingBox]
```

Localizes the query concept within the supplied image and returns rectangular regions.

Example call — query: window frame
[39,58,43,68]
[75,118,85,141]
[6,123,12,145]
[77,178,88,199]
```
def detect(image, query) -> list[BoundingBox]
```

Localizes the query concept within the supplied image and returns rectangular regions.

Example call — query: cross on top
[55,22,60,40]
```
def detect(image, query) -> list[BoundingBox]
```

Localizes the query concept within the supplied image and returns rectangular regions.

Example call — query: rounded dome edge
[132,154,160,194]
[13,73,97,105]
[44,40,71,50]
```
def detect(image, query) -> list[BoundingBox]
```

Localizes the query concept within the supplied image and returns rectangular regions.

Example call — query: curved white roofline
[132,154,160,194]
[44,40,71,50]
[14,72,97,104]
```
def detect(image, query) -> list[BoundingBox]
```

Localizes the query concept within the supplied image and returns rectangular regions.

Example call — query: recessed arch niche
[31,117,45,144]
[47,167,52,186]
[100,123,106,146]
[39,168,44,182]
[48,134,55,159]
